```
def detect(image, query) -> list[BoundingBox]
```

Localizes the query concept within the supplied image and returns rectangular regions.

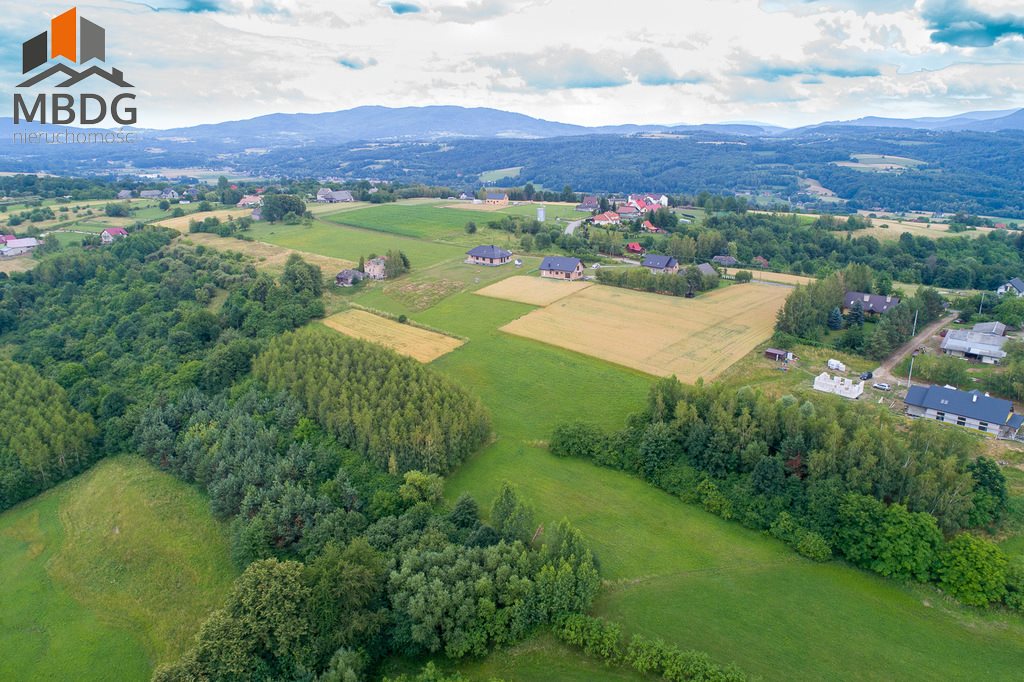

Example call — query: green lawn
[0,455,237,681]
[479,166,523,182]
[324,203,500,240]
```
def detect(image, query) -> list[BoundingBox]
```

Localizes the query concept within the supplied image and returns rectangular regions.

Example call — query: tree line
[550,379,1022,609]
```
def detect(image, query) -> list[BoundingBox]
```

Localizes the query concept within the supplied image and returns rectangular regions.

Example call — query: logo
[13,6,137,134]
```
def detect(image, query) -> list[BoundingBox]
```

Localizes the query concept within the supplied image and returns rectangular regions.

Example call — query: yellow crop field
[474,275,593,306]
[155,209,251,233]
[748,271,816,286]
[501,283,790,382]
[0,256,35,274]
[179,232,354,274]
[322,309,465,363]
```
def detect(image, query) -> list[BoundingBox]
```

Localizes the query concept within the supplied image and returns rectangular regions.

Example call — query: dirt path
[872,312,956,386]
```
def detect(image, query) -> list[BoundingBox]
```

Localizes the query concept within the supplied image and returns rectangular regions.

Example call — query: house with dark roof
[695,262,717,278]
[466,245,512,266]
[904,384,1024,438]
[485,192,509,206]
[160,189,179,200]
[997,277,1024,297]
[364,256,388,280]
[335,269,367,287]
[316,188,354,203]
[973,321,1007,336]
[116,189,133,200]
[139,190,162,199]
[642,254,679,274]
[100,227,128,244]
[941,329,1008,364]
[712,255,739,267]
[843,291,900,315]
[540,256,584,280]
[576,195,600,212]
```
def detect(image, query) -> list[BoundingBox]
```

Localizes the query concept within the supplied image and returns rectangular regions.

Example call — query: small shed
[764,348,792,362]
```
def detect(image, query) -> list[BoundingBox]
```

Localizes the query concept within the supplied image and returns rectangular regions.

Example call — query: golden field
[474,275,593,306]
[321,309,464,363]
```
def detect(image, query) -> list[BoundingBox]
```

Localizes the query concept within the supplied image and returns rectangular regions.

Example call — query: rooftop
[905,384,1015,424]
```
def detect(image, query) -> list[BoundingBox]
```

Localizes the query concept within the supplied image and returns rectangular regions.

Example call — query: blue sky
[3,0,1024,128]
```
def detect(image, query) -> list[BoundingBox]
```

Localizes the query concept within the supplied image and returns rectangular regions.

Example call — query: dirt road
[872,312,956,387]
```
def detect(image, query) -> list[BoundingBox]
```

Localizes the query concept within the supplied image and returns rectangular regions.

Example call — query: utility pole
[907,352,916,389]
[979,292,985,315]
[911,308,919,337]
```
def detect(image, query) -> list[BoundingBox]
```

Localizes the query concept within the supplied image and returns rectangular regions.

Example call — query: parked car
[860,371,873,381]
[872,382,891,391]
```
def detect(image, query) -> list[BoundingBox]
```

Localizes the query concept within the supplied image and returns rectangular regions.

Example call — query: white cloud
[1,0,1022,128]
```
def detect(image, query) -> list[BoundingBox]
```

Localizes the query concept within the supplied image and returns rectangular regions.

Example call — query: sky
[4,0,1024,128]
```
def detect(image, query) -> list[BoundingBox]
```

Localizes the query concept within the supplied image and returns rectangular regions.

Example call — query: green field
[479,166,522,182]
[0,455,237,681]
[323,202,498,239]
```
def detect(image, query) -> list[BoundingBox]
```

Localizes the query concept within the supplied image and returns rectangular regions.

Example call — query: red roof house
[592,211,621,225]
[626,242,644,254]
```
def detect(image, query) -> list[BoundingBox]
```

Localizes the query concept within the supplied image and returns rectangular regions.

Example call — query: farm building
[540,256,584,280]
[466,245,512,266]
[576,195,600,212]
[0,237,39,257]
[317,188,354,203]
[237,195,263,208]
[161,189,179,200]
[973,321,1007,336]
[843,291,900,315]
[626,242,645,255]
[905,384,1024,437]
[100,227,128,243]
[364,257,388,280]
[940,329,1007,364]
[139,190,162,199]
[0,235,17,245]
[997,277,1024,297]
[335,269,367,287]
[592,211,620,226]
[616,205,640,218]
[764,348,792,362]
[485,192,509,206]
[695,263,717,278]
[712,255,739,267]
[643,254,679,274]
[813,373,864,400]
[116,189,133,200]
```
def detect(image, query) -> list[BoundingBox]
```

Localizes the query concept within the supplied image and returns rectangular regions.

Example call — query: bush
[734,270,752,283]
[937,534,1008,606]
[795,530,832,562]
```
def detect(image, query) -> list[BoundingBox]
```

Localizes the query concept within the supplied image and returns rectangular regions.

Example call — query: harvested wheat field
[501,283,790,382]
[179,233,354,275]
[0,256,35,274]
[748,271,816,286]
[475,275,593,306]
[322,309,465,363]
[155,209,252,233]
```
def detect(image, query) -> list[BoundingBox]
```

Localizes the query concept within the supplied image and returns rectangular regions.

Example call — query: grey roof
[844,291,900,313]
[467,245,512,259]
[1006,277,1024,294]
[695,262,717,277]
[941,329,1007,359]
[486,192,507,200]
[139,190,161,198]
[712,255,738,266]
[905,384,1015,424]
[642,254,678,270]
[540,256,582,273]
[972,321,1006,336]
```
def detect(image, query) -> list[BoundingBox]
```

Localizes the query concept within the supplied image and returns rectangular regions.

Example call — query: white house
[941,329,1007,364]
[0,237,40,257]
[100,227,128,243]
[997,277,1024,297]
[813,372,863,399]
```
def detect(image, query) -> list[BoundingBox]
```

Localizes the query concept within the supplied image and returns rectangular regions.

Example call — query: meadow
[321,309,464,362]
[179,232,355,275]
[0,455,237,681]
[475,275,593,306]
[500,282,791,382]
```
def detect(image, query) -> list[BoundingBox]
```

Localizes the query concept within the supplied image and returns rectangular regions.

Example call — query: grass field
[155,208,254,233]
[178,233,355,276]
[834,154,925,172]
[475,275,593,306]
[325,202,497,239]
[0,256,36,273]
[501,283,791,381]
[479,166,522,182]
[0,455,236,681]
[322,309,464,362]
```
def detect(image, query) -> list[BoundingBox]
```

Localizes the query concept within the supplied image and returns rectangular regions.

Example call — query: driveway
[872,312,956,388]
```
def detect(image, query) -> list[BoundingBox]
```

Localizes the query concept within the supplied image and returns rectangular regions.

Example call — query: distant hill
[806,108,1024,133]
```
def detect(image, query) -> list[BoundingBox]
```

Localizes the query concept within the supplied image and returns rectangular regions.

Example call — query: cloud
[740,61,881,81]
[922,0,1024,47]
[482,47,702,90]
[379,1,421,15]
[431,0,538,23]
[338,56,379,70]
[759,1,916,14]
[626,49,705,86]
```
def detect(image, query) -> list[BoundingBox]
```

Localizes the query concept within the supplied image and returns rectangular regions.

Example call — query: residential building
[695,262,717,278]
[813,372,864,399]
[139,189,162,199]
[364,257,388,280]
[592,211,620,226]
[712,255,739,267]
[335,269,367,287]
[576,195,600,212]
[616,205,640,219]
[843,291,901,314]
[160,189,179,200]
[642,254,679,274]
[540,256,584,280]
[100,227,128,243]
[904,384,1024,437]
[116,189,133,200]
[642,220,664,233]
[941,329,1008,364]
[626,242,644,255]
[485,192,509,206]
[0,237,39,257]
[997,277,1024,297]
[237,195,263,208]
[466,245,512,266]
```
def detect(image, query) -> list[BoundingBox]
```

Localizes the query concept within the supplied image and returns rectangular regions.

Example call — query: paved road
[564,219,584,235]
[873,312,956,388]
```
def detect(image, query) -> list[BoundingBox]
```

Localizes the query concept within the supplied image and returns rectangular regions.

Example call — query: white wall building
[813,372,863,399]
